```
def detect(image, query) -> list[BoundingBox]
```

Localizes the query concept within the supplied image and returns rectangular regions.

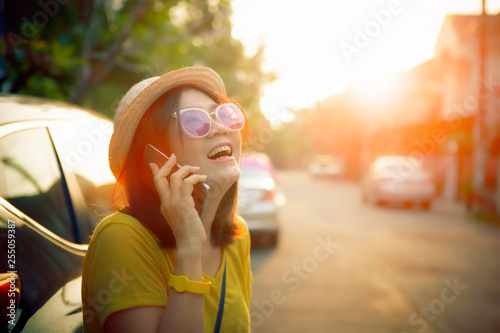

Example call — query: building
[359,13,500,213]
[435,14,500,213]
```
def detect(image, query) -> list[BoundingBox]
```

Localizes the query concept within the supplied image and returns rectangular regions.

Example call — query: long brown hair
[111,84,249,248]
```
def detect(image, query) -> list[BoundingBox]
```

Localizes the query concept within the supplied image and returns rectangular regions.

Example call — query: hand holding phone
[143,143,211,220]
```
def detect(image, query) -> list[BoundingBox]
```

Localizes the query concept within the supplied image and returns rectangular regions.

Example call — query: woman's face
[167,88,242,195]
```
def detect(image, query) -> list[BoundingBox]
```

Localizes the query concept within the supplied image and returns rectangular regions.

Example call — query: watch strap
[169,274,212,294]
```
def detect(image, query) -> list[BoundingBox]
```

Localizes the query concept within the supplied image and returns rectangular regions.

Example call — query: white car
[238,152,284,247]
[309,154,345,178]
[362,155,436,209]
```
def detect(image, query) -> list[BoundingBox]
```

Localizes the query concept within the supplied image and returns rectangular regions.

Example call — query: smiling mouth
[207,145,232,160]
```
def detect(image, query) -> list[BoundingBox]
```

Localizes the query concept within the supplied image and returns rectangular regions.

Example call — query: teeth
[208,145,232,159]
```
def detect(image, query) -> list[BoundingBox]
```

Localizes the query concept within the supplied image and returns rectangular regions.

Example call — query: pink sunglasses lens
[218,105,244,130]
[180,110,211,137]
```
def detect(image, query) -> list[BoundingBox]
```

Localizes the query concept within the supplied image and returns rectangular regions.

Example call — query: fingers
[169,165,201,188]
[179,174,208,198]
[149,153,178,200]
[149,153,207,199]
[149,154,175,199]
[152,153,178,177]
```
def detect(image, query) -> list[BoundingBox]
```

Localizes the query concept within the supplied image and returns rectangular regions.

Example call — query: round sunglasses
[172,103,245,138]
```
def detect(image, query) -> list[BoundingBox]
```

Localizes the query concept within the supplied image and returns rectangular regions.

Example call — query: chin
[206,163,240,196]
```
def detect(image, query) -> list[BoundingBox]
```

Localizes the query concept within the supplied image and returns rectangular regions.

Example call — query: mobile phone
[143,143,211,220]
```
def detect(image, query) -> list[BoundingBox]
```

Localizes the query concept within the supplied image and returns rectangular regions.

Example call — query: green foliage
[3,0,273,131]
[25,74,65,100]
[263,93,367,177]
[264,116,315,169]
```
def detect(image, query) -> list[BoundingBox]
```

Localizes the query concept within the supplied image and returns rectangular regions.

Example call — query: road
[248,170,500,333]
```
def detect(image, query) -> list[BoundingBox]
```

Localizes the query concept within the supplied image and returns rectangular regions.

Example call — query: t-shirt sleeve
[84,221,169,329]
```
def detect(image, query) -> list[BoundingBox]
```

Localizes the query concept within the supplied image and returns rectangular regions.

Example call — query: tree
[264,93,367,177]
[1,0,273,127]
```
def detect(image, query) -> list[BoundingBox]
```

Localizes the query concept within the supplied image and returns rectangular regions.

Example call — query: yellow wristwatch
[169,274,212,294]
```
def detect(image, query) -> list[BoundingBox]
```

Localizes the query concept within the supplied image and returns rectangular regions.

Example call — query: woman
[82,67,252,332]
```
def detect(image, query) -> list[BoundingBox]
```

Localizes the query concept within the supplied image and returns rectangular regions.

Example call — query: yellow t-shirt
[81,211,252,332]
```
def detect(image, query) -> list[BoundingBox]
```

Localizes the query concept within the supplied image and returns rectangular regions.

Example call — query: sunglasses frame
[172,103,245,139]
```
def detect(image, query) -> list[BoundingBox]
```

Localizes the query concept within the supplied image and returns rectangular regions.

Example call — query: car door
[0,124,87,332]
[49,116,115,243]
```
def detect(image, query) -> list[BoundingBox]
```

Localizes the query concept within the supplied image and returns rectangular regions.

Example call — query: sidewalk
[432,198,467,218]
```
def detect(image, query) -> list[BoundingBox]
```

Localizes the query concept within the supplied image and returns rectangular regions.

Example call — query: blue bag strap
[214,261,227,333]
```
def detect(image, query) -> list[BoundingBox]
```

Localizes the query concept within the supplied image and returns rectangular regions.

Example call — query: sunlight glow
[231,0,500,119]
[351,74,399,104]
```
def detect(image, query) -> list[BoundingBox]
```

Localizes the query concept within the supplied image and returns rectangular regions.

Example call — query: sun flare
[231,0,500,117]
[350,73,400,104]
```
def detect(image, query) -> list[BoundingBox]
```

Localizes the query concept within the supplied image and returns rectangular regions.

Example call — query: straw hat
[109,66,226,180]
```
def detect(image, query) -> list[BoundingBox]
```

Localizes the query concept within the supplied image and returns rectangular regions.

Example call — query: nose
[207,113,228,138]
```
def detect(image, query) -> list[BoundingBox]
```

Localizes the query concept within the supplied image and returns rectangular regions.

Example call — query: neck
[201,183,232,246]
[201,191,222,244]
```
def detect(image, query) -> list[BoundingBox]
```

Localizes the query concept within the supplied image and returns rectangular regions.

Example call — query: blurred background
[2,0,500,332]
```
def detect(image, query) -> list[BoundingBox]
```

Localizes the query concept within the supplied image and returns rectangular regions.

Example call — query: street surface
[249,170,500,333]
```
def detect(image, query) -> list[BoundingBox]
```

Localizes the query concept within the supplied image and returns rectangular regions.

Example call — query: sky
[230,0,500,125]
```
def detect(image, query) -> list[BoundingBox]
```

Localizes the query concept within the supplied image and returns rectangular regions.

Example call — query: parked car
[361,155,436,209]
[309,154,345,178]
[238,152,284,247]
[0,94,115,332]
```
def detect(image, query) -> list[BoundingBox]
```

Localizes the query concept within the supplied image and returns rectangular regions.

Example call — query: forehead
[178,88,218,110]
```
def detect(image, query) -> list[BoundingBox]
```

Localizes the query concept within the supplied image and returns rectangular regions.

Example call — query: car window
[50,118,115,229]
[240,167,273,180]
[0,128,75,241]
